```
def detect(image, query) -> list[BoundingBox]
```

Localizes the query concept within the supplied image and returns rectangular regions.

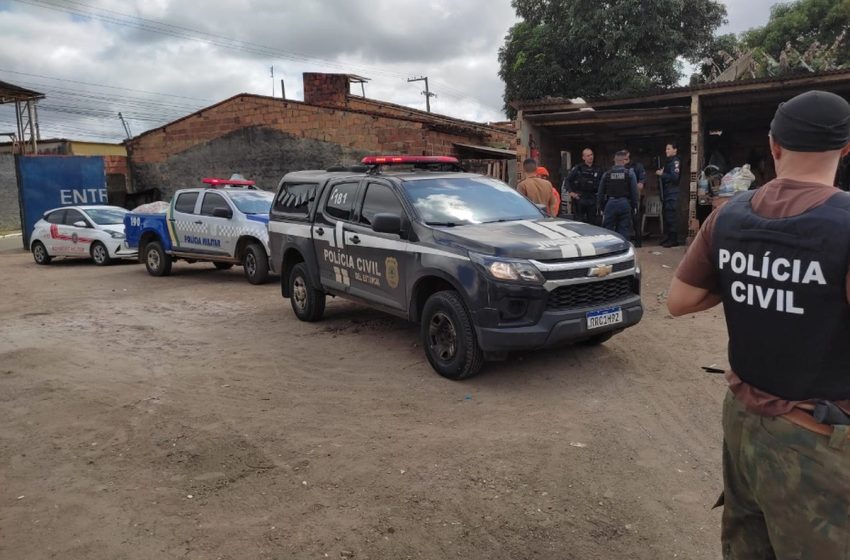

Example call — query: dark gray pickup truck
[268,156,643,379]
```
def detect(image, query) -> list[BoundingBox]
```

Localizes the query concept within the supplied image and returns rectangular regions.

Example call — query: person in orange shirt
[517,159,559,217]
[536,166,561,216]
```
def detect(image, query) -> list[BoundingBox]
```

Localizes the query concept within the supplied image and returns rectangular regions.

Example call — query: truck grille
[542,259,634,281]
[547,277,635,310]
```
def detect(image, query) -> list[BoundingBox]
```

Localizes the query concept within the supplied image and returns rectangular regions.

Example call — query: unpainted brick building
[126,73,516,197]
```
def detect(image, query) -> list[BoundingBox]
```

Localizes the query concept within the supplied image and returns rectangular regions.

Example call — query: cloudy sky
[0,0,775,142]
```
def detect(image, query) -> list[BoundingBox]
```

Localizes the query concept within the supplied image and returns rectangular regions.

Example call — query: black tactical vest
[603,167,629,198]
[575,166,599,194]
[713,190,850,401]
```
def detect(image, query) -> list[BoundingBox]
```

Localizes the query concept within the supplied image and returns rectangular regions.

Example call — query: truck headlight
[110,231,125,239]
[470,253,544,284]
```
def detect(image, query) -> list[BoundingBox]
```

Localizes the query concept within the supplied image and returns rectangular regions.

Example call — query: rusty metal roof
[0,79,45,103]
[514,68,850,111]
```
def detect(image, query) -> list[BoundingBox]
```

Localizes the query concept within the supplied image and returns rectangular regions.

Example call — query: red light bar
[202,177,256,186]
[361,155,459,165]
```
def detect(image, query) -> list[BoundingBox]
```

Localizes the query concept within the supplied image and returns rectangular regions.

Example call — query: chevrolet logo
[589,264,613,278]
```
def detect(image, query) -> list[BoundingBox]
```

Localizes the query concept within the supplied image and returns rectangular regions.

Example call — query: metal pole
[26,100,37,154]
[424,77,430,113]
[280,79,286,99]
[14,101,24,155]
[33,101,41,141]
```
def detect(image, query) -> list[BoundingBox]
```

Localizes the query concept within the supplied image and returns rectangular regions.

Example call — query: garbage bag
[132,201,169,214]
[718,164,756,197]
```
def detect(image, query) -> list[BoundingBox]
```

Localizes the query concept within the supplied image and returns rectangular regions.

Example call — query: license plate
[586,307,623,330]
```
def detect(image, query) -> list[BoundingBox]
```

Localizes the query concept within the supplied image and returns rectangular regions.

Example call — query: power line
[8,0,496,109]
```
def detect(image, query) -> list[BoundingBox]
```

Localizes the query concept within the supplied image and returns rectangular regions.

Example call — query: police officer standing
[668,90,850,558]
[656,142,681,247]
[598,151,639,239]
[624,150,647,247]
[564,148,602,224]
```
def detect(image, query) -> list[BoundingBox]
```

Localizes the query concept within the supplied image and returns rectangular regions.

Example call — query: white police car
[30,205,138,266]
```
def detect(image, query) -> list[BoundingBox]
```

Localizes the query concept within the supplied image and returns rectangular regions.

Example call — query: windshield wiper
[425,221,462,227]
[481,217,522,224]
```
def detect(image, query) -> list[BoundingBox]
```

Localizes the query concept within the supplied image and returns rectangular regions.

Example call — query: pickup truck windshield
[83,208,128,225]
[228,190,274,214]
[404,177,542,225]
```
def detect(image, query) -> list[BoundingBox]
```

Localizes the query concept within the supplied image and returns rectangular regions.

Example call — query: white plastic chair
[642,195,663,235]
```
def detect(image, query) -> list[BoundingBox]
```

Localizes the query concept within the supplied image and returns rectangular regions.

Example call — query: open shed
[514,69,850,241]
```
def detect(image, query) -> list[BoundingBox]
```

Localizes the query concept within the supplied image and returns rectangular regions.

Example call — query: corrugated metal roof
[0,79,45,103]
[515,68,850,110]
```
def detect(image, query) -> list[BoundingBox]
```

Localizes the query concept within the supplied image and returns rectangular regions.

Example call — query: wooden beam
[688,94,702,244]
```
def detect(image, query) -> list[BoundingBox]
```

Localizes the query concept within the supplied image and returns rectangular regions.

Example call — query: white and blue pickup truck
[123,178,276,284]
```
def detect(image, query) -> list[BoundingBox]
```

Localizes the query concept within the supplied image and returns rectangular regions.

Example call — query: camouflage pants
[721,391,850,559]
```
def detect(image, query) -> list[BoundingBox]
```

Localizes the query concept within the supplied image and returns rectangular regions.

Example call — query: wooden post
[687,94,702,244]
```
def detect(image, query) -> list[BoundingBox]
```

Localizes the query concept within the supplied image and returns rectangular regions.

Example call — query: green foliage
[742,0,850,66]
[498,0,728,116]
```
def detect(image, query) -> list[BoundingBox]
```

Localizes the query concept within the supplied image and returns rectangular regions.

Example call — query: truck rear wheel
[289,263,325,321]
[421,291,483,380]
[144,241,172,277]
[243,242,269,285]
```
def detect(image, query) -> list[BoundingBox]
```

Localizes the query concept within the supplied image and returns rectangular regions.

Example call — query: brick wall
[303,73,350,105]
[127,94,515,196]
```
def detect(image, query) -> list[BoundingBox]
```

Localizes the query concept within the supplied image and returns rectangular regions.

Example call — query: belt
[782,408,850,447]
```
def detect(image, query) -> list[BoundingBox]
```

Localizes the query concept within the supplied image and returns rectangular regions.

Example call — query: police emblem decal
[385,257,400,289]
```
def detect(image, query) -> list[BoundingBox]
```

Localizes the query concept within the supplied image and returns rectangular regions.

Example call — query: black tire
[144,241,172,277]
[289,262,325,321]
[90,241,112,266]
[580,332,616,346]
[243,242,269,285]
[214,262,234,270]
[31,241,51,265]
[420,291,484,380]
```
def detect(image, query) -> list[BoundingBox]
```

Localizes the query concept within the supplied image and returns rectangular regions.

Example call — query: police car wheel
[91,242,112,266]
[32,242,51,265]
[214,262,234,270]
[243,243,269,285]
[289,262,325,321]
[144,241,172,277]
[421,291,484,380]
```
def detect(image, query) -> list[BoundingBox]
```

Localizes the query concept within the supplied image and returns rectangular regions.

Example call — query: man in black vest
[624,150,647,247]
[668,90,850,558]
[564,148,602,224]
[598,151,639,239]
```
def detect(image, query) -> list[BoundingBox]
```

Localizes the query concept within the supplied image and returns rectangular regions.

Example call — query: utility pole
[270,65,275,97]
[118,112,132,139]
[280,79,286,100]
[407,76,436,113]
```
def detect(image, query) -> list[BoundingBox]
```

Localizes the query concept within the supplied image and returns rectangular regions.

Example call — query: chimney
[303,73,350,106]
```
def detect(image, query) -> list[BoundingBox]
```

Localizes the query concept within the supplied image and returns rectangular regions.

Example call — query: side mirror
[73,220,88,228]
[371,213,402,235]
[212,207,233,219]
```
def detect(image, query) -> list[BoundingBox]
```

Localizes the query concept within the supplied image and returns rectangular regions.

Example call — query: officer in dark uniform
[564,148,602,224]
[597,151,639,239]
[656,142,681,247]
[624,150,647,247]
[668,90,850,558]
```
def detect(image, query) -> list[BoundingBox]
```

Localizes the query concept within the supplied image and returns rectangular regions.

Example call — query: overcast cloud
[0,0,775,142]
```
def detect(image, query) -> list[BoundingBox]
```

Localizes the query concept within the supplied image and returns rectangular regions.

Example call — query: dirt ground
[0,242,732,560]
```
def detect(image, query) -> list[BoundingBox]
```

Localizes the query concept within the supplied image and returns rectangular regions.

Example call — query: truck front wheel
[421,291,483,380]
[144,241,172,277]
[289,263,325,321]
